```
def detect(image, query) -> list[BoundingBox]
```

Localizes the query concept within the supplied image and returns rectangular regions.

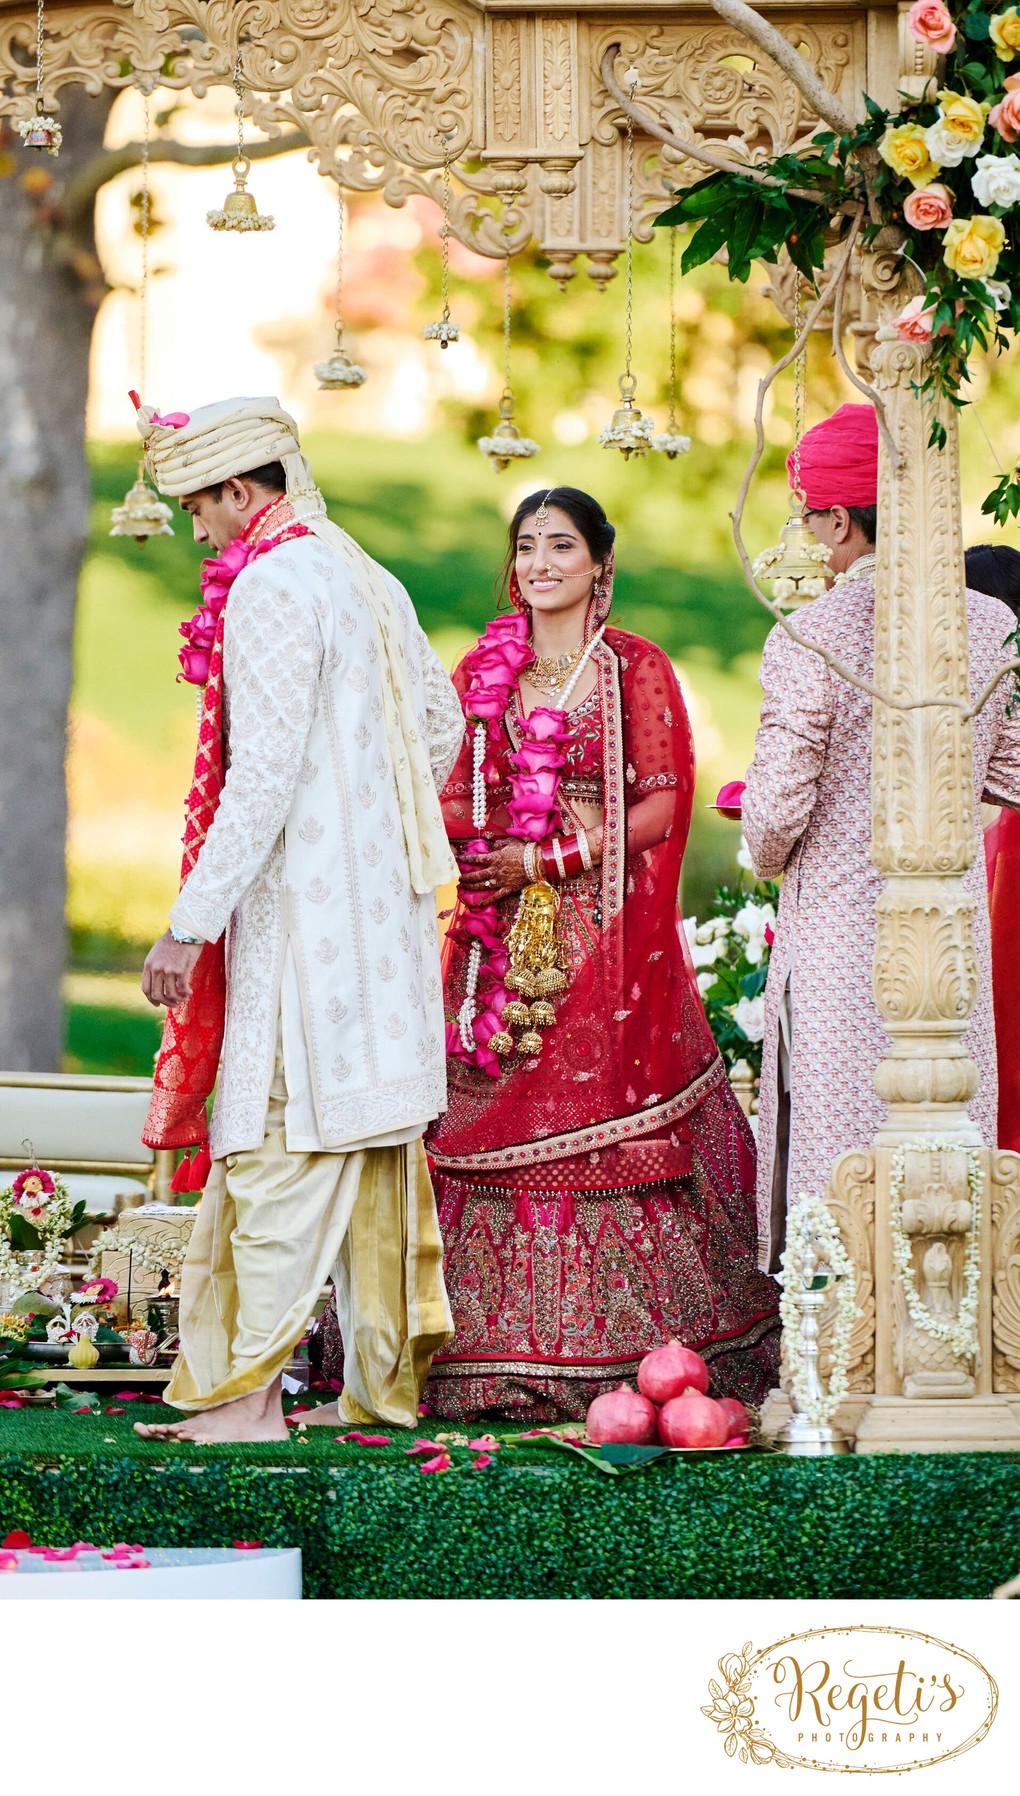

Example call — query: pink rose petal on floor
[0,1399,23,1409]
[104,1406,126,1415]
[114,1391,143,1401]
[335,1431,392,1446]
[470,1453,494,1469]
[0,1552,18,1571]
[405,1438,448,1455]
[419,1452,452,1473]
[468,1435,500,1450]
[232,1540,264,1549]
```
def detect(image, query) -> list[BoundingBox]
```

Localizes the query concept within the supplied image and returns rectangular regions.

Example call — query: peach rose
[903,182,954,230]
[990,73,1020,142]
[893,296,939,343]
[907,0,957,53]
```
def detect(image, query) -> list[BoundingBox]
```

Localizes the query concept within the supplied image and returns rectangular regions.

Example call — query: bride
[420,486,780,1421]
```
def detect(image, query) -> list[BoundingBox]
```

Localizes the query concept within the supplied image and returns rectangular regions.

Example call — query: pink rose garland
[450,612,576,1076]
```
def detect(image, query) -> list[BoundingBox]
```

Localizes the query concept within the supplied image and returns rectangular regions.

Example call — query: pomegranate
[717,1396,750,1437]
[637,1339,709,1404]
[586,1383,658,1446]
[658,1390,730,1449]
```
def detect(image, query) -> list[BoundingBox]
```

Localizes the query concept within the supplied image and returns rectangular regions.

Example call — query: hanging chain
[335,187,346,346]
[233,52,245,162]
[34,0,45,109]
[667,224,678,431]
[139,88,151,401]
[440,139,453,325]
[502,249,513,396]
[622,100,635,389]
[792,280,806,501]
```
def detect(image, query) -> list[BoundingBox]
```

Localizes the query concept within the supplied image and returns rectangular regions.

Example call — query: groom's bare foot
[134,1382,289,1443]
[291,1399,343,1427]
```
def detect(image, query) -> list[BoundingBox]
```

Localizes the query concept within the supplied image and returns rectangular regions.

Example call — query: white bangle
[578,830,593,874]
[552,837,567,883]
[524,841,538,882]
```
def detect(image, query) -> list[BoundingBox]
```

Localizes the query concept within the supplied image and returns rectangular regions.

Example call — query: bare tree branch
[62,130,309,233]
[706,0,857,135]
[600,48,827,201]
[830,255,902,473]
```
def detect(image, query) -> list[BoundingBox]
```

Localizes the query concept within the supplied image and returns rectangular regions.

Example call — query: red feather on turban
[787,402,878,511]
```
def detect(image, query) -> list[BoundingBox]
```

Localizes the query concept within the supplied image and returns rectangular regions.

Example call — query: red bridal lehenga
[313,613,780,1421]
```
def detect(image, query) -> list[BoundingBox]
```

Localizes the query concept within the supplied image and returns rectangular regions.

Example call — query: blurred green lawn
[68,429,779,1072]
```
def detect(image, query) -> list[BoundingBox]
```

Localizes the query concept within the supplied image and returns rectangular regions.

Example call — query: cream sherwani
[164,530,464,1419]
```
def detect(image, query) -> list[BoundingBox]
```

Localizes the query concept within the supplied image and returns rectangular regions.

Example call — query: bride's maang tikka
[534,490,555,528]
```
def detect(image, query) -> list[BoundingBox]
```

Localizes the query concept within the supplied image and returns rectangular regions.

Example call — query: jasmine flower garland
[779,1190,861,1428]
[888,1136,982,1361]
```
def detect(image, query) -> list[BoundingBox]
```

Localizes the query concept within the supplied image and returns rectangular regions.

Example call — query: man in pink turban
[791,400,878,578]
[740,402,1020,1282]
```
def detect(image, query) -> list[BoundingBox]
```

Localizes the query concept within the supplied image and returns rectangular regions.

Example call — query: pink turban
[787,403,878,511]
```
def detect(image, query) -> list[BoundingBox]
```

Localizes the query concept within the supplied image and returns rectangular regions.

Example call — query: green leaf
[6,1212,42,1252]
[740,965,769,1000]
[0,1370,47,1391]
[963,13,991,39]
[597,1444,670,1467]
[52,1383,101,1413]
[680,215,730,274]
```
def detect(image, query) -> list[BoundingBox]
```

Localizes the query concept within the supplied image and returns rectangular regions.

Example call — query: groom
[133,395,464,1442]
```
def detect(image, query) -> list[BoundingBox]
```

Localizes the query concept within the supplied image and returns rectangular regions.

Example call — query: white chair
[0,1073,176,1260]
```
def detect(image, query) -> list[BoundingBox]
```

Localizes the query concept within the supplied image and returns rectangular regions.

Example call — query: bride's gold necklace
[527,640,586,696]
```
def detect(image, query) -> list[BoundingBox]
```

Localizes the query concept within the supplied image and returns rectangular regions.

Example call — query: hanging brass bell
[489,1031,515,1057]
[17,110,61,156]
[516,1031,543,1058]
[529,1000,556,1028]
[477,391,541,473]
[207,156,275,233]
[501,1000,532,1029]
[109,468,174,544]
[752,500,833,611]
[597,375,654,460]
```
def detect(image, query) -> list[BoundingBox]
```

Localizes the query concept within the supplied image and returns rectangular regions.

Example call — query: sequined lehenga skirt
[420,1121,780,1423]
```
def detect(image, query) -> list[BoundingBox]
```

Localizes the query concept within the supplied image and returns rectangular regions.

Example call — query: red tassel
[170,1152,195,1194]
[188,1143,212,1191]
[170,1143,212,1194]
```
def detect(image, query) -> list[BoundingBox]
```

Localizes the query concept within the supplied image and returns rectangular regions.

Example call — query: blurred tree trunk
[0,88,114,1068]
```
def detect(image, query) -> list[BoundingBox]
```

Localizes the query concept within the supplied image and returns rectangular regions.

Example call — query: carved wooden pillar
[822,259,1020,1450]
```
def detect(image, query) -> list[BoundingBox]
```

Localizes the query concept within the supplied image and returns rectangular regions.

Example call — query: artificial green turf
[3,1411,1020,1599]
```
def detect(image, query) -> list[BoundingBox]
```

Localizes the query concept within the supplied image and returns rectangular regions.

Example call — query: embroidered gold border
[432,1053,727,1172]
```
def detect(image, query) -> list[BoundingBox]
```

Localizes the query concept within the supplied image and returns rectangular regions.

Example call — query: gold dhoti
[165,1050,452,1426]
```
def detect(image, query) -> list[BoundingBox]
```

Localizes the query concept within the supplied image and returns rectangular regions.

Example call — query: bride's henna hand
[457,840,529,902]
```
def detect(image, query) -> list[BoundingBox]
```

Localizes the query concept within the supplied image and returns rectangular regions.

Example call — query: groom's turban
[787,402,878,512]
[134,394,318,502]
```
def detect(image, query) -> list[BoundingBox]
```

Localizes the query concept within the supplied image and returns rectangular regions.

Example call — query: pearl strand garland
[456,626,605,1054]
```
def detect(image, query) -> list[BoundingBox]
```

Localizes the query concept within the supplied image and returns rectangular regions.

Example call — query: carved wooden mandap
[4,0,1020,1451]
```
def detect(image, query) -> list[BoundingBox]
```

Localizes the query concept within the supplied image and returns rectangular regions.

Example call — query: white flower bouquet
[684,845,780,1083]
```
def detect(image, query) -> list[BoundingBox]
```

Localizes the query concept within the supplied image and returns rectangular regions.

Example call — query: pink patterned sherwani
[743,562,1020,1270]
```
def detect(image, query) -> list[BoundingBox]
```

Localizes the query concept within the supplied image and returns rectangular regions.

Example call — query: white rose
[744,934,766,967]
[695,916,729,944]
[733,994,766,1043]
[690,937,724,969]
[696,970,717,998]
[733,900,775,941]
[984,276,1012,311]
[924,120,975,167]
[971,153,1020,210]
[682,917,698,952]
[736,836,753,871]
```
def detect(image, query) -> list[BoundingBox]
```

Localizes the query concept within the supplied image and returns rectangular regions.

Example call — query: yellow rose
[991,7,1020,59]
[943,213,1007,278]
[937,89,990,147]
[879,122,942,188]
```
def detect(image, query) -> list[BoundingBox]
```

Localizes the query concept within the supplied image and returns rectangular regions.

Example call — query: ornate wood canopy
[0,0,908,281]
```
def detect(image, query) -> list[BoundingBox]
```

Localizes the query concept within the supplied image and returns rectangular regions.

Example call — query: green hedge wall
[2,1432,1020,1599]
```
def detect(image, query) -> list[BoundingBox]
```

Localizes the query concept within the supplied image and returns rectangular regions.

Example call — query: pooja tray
[24,1341,128,1366]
